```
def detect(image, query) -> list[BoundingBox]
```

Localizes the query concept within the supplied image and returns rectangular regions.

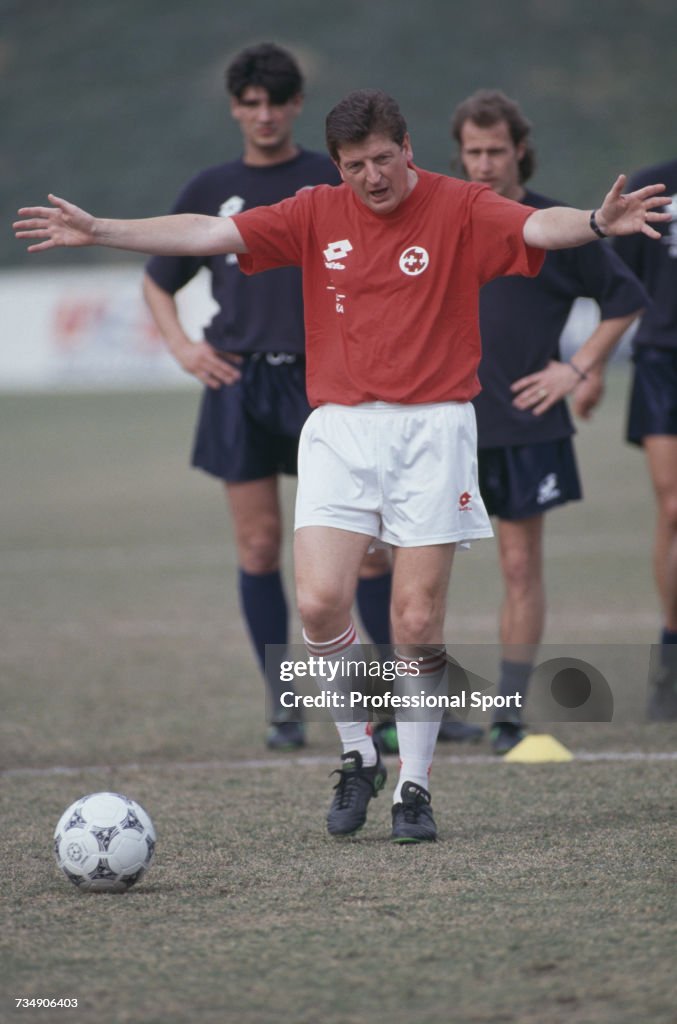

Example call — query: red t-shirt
[235,167,543,407]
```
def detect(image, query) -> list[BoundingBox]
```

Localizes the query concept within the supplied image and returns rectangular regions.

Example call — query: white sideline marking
[2,749,676,778]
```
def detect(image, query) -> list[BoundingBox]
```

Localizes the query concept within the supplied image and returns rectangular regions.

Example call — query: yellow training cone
[503,734,573,763]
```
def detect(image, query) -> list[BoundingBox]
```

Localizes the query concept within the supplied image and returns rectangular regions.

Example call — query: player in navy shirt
[451,90,647,752]
[144,44,393,750]
[615,159,677,720]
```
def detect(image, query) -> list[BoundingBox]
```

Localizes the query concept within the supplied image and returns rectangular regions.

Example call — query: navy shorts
[191,354,311,482]
[478,438,582,520]
[627,345,677,446]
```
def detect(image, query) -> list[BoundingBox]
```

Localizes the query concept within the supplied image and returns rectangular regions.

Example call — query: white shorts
[295,402,493,548]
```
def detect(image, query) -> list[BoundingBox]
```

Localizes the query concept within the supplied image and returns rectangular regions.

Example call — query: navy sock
[660,628,677,670]
[494,658,532,724]
[238,569,290,720]
[356,571,392,654]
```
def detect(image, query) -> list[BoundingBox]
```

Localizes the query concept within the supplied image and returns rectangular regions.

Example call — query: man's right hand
[178,341,242,389]
[14,194,97,252]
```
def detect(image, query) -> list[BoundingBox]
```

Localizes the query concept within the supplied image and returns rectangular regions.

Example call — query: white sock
[393,647,446,802]
[303,622,377,766]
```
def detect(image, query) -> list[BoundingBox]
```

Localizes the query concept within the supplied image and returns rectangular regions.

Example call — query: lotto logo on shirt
[458,491,473,511]
[219,196,245,218]
[220,196,246,266]
[399,246,429,276]
[324,239,353,269]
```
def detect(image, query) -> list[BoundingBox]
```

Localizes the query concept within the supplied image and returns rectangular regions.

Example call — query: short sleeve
[561,241,648,318]
[469,186,544,285]
[234,193,308,275]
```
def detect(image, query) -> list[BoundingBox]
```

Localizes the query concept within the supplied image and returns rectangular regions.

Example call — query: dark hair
[451,89,536,183]
[226,43,303,104]
[325,89,408,162]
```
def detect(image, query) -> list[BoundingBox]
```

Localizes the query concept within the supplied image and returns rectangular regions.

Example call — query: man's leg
[355,546,392,654]
[352,546,401,753]
[643,436,677,719]
[226,476,302,748]
[492,514,545,753]
[389,543,456,843]
[295,525,388,835]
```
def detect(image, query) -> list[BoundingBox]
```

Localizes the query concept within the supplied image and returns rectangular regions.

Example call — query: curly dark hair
[451,89,536,184]
[226,43,303,104]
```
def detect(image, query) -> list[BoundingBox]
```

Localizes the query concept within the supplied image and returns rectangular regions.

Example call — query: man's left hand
[511,359,594,416]
[596,175,671,239]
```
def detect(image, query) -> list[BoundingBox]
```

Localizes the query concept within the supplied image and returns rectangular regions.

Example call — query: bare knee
[391,595,442,645]
[658,491,677,534]
[501,547,537,600]
[294,525,373,642]
[496,518,543,601]
[297,583,353,641]
[236,526,281,575]
[226,479,282,574]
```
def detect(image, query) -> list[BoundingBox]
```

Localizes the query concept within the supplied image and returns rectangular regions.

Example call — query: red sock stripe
[417,654,447,676]
[304,622,357,658]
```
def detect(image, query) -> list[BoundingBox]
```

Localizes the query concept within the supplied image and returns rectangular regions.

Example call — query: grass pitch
[1,375,675,1024]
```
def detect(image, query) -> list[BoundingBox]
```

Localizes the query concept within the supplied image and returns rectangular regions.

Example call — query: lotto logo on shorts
[458,491,473,511]
[537,473,561,505]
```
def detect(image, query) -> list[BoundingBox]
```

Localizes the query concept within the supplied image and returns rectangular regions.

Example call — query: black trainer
[647,666,677,721]
[266,720,306,751]
[391,781,437,843]
[437,713,484,744]
[490,721,526,755]
[326,750,387,836]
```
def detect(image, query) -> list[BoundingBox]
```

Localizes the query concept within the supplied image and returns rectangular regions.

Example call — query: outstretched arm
[14,194,248,257]
[523,174,671,250]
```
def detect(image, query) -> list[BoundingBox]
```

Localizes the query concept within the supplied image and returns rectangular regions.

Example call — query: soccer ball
[53,791,156,893]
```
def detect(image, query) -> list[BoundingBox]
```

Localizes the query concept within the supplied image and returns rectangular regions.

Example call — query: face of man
[230,85,303,164]
[458,119,525,201]
[335,132,416,215]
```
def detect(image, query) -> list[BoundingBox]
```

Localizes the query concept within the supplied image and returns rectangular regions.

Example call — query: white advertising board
[0,265,631,391]
[1,264,217,390]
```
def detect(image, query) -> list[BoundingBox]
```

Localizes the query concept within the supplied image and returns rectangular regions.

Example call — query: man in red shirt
[15,89,670,844]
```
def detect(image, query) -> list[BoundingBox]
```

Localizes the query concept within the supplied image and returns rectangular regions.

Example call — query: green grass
[0,376,675,1024]
[2,761,675,1024]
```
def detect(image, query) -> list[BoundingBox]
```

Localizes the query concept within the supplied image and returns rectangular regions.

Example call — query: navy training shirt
[473,189,648,448]
[145,149,341,355]
[613,159,677,352]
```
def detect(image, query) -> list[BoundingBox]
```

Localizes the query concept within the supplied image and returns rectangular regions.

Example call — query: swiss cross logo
[399,246,429,276]
[458,491,472,511]
[324,239,353,269]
